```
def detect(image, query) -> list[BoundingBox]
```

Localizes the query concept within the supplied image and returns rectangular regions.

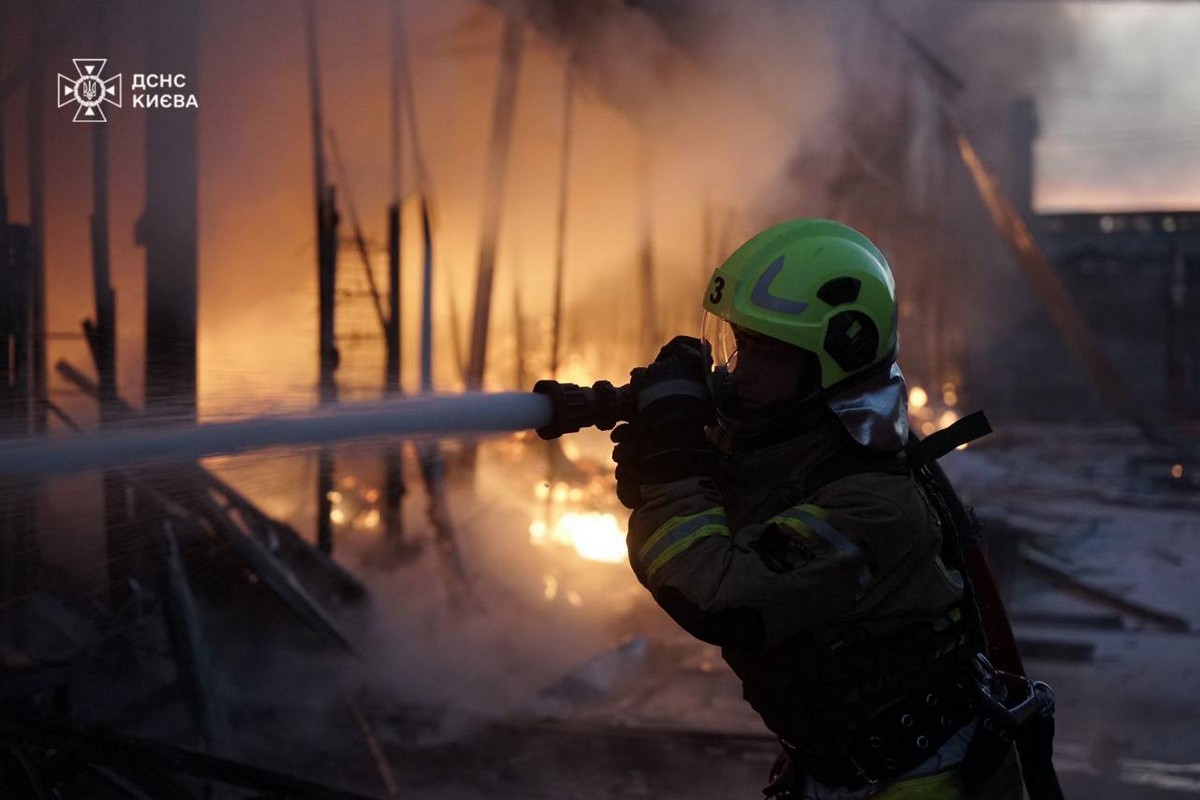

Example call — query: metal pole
[0,0,10,430]
[89,5,117,416]
[88,0,132,612]
[513,283,526,391]
[307,1,338,554]
[26,0,47,433]
[329,130,387,334]
[466,7,524,395]
[0,228,37,615]
[543,53,575,530]
[386,0,405,391]
[386,205,402,392]
[142,0,199,423]
[549,56,573,381]
[420,198,434,394]
[638,135,657,360]
[306,0,328,244]
[383,0,407,543]
[414,195,469,598]
[384,203,406,542]
[306,0,337,407]
[389,0,404,209]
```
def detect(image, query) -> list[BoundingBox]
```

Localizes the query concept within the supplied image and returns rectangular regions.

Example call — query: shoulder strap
[908,410,992,467]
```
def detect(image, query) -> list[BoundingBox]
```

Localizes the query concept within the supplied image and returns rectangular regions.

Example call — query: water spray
[0,383,636,479]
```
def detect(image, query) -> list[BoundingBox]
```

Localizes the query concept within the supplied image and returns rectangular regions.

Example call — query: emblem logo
[57,59,122,122]
[750,255,809,315]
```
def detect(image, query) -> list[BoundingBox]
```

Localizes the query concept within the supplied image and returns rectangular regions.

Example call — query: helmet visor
[701,312,738,373]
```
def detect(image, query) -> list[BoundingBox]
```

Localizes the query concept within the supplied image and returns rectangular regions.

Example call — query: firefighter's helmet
[701,219,898,392]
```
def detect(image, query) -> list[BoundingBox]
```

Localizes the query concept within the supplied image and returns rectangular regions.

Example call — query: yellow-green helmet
[701,219,898,390]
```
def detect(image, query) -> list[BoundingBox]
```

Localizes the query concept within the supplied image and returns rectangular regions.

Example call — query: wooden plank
[1019,545,1189,633]
[160,521,226,753]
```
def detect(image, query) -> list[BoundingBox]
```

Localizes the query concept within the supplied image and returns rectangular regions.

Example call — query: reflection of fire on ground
[484,429,633,611]
[529,440,627,569]
[327,477,383,532]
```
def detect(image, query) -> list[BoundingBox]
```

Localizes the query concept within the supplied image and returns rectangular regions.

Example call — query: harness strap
[908,410,992,466]
[774,412,996,789]
[775,410,1059,796]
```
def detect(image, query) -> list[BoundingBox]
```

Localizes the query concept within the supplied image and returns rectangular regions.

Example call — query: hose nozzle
[531,380,634,440]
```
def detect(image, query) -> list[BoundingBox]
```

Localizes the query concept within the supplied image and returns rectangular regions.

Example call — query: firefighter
[611,219,1027,798]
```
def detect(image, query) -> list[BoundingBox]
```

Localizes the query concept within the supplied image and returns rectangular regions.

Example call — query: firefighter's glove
[611,420,647,510]
[611,339,718,510]
[635,336,712,415]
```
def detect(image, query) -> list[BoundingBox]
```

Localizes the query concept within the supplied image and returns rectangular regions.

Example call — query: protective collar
[825,362,910,452]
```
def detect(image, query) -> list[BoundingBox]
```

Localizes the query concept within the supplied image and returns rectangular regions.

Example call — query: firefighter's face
[728,326,809,410]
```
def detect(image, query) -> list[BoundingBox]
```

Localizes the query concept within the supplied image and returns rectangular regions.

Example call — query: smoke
[11,0,1196,423]
[327,469,647,738]
[1031,4,1200,212]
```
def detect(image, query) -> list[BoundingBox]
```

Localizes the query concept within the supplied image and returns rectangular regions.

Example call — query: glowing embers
[541,573,584,607]
[909,381,968,450]
[524,433,628,567]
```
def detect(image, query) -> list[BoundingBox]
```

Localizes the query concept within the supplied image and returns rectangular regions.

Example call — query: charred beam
[637,137,657,360]
[384,203,406,543]
[307,2,339,555]
[1019,545,1189,633]
[24,1,48,434]
[550,56,573,380]
[466,6,525,395]
[951,120,1162,438]
[139,0,199,423]
[160,521,226,754]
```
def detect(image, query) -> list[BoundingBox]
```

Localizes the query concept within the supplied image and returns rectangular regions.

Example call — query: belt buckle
[1007,680,1055,725]
[971,653,1056,726]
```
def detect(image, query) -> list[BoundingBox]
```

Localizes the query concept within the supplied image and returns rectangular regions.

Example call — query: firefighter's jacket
[625,405,969,762]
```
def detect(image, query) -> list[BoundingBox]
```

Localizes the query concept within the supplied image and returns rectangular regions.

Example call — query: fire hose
[0,381,624,479]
